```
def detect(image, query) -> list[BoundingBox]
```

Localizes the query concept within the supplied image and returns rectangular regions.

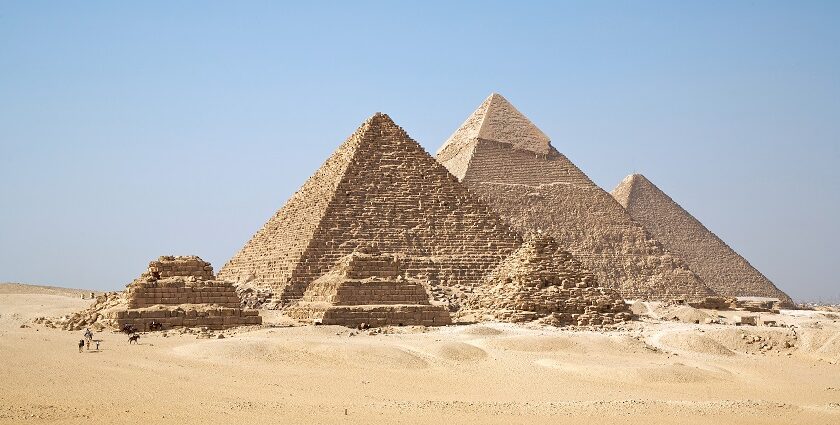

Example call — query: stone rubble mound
[35,291,124,331]
[144,255,215,280]
[436,93,715,302]
[466,234,632,326]
[286,246,451,327]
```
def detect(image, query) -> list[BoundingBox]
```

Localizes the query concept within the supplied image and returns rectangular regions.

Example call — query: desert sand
[1,283,839,424]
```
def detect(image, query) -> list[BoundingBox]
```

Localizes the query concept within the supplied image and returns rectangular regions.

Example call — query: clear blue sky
[1,1,838,302]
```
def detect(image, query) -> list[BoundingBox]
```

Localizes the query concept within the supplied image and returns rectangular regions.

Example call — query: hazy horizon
[2,2,838,302]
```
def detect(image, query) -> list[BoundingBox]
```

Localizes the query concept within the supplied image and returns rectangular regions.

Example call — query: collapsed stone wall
[146,256,214,280]
[218,113,522,308]
[466,234,632,326]
[688,296,784,313]
[611,174,794,307]
[287,248,451,327]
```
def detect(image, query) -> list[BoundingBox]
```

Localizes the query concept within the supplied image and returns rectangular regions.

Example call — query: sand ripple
[428,342,488,362]
[173,337,429,369]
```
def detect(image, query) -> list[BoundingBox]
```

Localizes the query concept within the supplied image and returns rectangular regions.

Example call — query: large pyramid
[436,93,715,301]
[218,113,523,305]
[611,173,793,306]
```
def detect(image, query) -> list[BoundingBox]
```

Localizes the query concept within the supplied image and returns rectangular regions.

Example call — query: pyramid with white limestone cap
[438,93,552,173]
[611,173,793,306]
[436,93,715,301]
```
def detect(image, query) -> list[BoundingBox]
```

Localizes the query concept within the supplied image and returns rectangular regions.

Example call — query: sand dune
[656,332,737,357]
[175,335,431,369]
[427,341,489,362]
[1,285,839,424]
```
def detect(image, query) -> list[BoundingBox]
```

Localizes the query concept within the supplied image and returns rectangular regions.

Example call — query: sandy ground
[1,284,839,424]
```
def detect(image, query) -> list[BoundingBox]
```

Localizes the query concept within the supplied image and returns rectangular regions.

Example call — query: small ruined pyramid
[218,113,522,305]
[466,234,632,326]
[611,174,794,306]
[286,246,451,327]
[436,93,715,301]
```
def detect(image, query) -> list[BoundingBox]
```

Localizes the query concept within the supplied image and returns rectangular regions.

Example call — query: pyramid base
[109,305,262,331]
[289,303,451,328]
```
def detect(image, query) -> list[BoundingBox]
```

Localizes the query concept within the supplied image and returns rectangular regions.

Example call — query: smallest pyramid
[466,234,632,326]
[111,256,262,330]
[287,247,451,328]
[612,174,794,307]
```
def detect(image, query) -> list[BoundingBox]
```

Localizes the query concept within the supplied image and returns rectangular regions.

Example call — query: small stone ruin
[109,256,261,330]
[126,256,239,308]
[287,247,451,327]
[466,234,632,326]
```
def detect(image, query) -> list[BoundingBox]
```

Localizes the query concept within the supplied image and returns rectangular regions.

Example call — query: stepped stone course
[611,173,793,307]
[111,256,261,330]
[436,93,715,302]
[287,247,451,327]
[466,234,632,326]
[126,256,240,309]
[218,113,523,307]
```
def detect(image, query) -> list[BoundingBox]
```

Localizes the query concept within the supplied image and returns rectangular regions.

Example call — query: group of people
[77,324,149,351]
[78,328,100,353]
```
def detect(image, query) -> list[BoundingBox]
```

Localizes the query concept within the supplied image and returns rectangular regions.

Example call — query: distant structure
[467,234,632,326]
[436,93,715,301]
[287,246,451,327]
[218,113,523,307]
[611,174,794,307]
[48,256,262,331]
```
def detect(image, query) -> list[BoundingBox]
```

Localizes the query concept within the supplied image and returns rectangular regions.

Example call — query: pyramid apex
[612,173,662,209]
[353,112,403,139]
[618,173,651,187]
[365,112,394,124]
[437,93,552,159]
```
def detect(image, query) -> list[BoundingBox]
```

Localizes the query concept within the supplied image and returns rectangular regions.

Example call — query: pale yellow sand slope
[1,285,839,424]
